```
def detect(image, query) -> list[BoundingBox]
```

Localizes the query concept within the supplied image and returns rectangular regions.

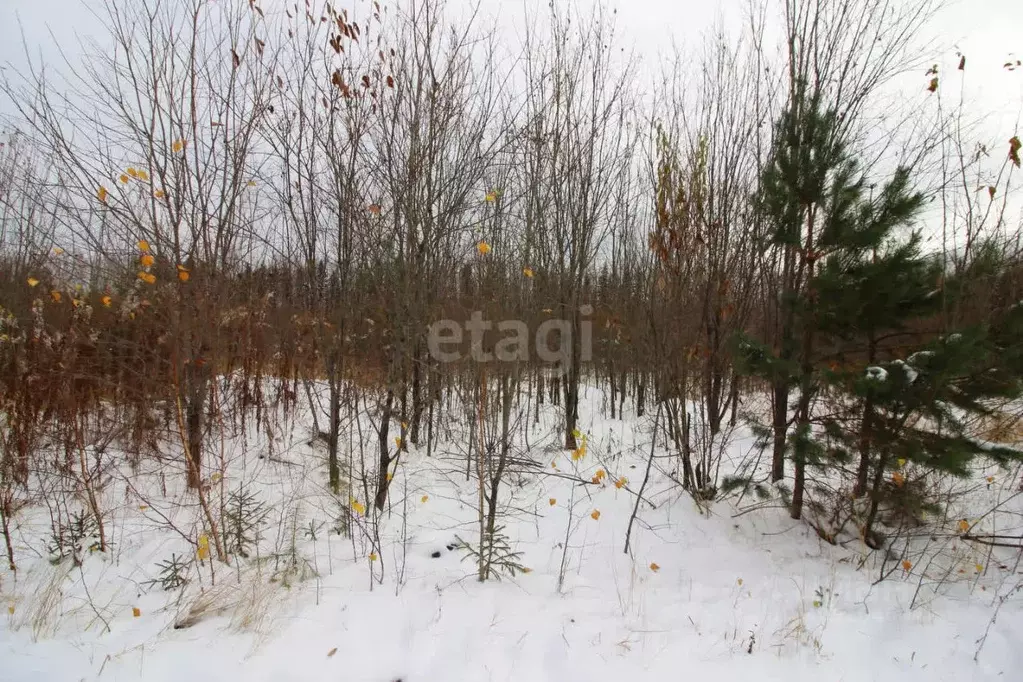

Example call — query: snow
[866,366,889,382]
[1,383,1021,682]
[892,359,919,383]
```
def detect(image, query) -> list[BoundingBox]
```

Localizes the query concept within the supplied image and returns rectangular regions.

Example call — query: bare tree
[520,4,638,449]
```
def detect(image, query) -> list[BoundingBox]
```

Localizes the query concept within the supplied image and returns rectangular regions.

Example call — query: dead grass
[976,410,1023,445]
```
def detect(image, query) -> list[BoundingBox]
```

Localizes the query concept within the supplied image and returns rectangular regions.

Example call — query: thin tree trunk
[636,372,646,418]
[862,452,890,547]
[410,352,423,445]
[426,372,436,459]
[791,392,810,520]
[482,372,514,580]
[374,389,395,511]
[609,361,617,419]
[790,215,817,520]
[326,350,343,494]
[668,396,693,489]
[185,388,204,490]
[0,488,16,571]
[771,383,789,482]
[728,373,740,428]
[564,307,582,450]
[853,335,877,498]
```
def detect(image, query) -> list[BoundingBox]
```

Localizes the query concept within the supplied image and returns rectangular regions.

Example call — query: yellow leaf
[132,607,141,618]
[138,505,148,511]
[986,475,994,483]
[101,295,112,307]
[50,290,62,303]
[892,471,905,487]
[327,647,338,657]
[7,605,13,615]
[615,477,627,489]
[590,510,600,521]
[178,269,190,282]
[572,428,582,439]
[127,167,138,178]
[958,519,969,533]
[27,277,39,287]
[97,186,108,203]
[420,495,428,503]
[137,170,149,181]
[594,469,606,481]
[896,458,906,468]
[247,180,257,187]
[138,240,150,253]
[120,174,130,184]
[138,272,156,284]
[140,253,155,268]
[350,499,366,515]
[571,439,588,462]
[395,436,402,448]
[901,559,912,571]
[485,191,498,202]
[975,563,984,572]
[476,241,491,255]
[385,472,393,482]
[52,247,64,255]
[649,562,660,572]
[521,567,532,573]
[172,139,185,153]
[522,267,534,278]
[549,498,556,506]
[211,472,222,484]
[369,552,378,562]
[197,533,210,560]
[154,189,165,199]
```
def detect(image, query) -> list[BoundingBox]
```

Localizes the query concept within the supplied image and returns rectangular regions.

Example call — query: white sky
[2,0,1020,126]
[1,0,1020,176]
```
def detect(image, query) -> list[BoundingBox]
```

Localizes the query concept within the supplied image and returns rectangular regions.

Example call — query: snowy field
[1,383,1021,682]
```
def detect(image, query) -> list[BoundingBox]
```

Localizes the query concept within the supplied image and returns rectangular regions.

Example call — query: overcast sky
[1,0,1020,178]
[2,0,1019,128]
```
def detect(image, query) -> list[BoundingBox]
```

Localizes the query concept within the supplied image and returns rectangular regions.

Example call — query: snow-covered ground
[1,383,1021,681]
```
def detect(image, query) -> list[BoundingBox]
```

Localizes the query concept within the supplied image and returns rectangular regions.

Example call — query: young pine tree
[738,89,940,520]
[812,177,942,500]
[832,244,1023,546]
[833,309,1023,546]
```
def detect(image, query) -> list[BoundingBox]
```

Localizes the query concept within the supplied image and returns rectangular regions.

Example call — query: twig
[624,403,661,556]
[78,563,111,635]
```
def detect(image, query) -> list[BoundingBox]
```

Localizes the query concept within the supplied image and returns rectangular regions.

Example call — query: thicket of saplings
[1,0,1022,595]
